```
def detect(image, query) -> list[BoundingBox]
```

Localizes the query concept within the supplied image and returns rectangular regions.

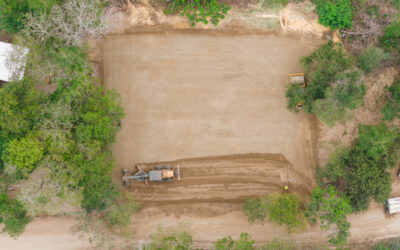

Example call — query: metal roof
[0,41,29,82]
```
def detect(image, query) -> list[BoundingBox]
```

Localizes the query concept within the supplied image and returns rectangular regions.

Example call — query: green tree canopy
[306,186,352,246]
[315,0,353,30]
[0,193,31,238]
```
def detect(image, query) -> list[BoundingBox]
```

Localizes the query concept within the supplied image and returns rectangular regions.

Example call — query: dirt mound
[126,153,314,206]
[279,1,330,37]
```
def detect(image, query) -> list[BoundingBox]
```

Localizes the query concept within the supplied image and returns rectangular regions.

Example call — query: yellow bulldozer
[289,73,306,110]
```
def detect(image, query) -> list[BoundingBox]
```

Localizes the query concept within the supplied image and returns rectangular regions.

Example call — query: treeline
[0,0,139,237]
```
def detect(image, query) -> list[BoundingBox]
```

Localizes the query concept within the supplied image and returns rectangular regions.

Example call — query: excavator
[122,164,180,186]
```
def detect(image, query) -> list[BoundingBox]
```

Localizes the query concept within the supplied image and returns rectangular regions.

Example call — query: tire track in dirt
[125,153,314,205]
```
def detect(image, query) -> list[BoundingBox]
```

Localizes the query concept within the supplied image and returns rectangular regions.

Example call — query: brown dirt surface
[126,153,313,205]
[0,217,90,250]
[102,30,321,191]
[100,30,323,245]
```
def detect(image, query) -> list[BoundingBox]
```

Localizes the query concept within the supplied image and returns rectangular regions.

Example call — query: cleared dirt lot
[103,31,320,193]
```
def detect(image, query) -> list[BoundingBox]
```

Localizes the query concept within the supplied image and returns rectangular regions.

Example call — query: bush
[243,197,268,223]
[0,0,58,34]
[104,193,139,227]
[260,0,290,8]
[261,238,302,250]
[306,186,352,246]
[243,193,307,233]
[0,193,31,238]
[266,193,307,233]
[382,80,400,121]
[358,46,385,73]
[144,230,193,250]
[315,0,353,30]
[215,236,235,250]
[379,20,400,58]
[321,123,400,212]
[165,0,231,27]
[235,233,255,250]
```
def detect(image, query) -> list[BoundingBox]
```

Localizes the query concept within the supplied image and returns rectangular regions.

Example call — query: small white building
[0,41,29,82]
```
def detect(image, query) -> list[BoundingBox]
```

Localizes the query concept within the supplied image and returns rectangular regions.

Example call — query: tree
[5,133,44,174]
[358,46,385,73]
[266,193,307,233]
[0,193,31,238]
[306,186,352,246]
[315,0,353,30]
[165,0,231,27]
[321,123,400,212]
[0,80,42,139]
[23,0,111,47]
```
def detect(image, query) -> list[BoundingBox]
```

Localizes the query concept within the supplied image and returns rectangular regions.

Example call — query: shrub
[165,0,231,27]
[215,236,235,250]
[260,0,290,8]
[382,80,400,121]
[266,193,307,233]
[0,0,58,34]
[235,233,255,250]
[0,193,31,238]
[243,197,268,223]
[315,0,353,30]
[243,193,307,233]
[358,46,385,73]
[379,20,400,58]
[104,193,139,227]
[144,230,193,250]
[306,186,352,246]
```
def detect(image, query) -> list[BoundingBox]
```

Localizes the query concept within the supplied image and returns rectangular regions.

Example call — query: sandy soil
[0,217,90,250]
[103,31,320,186]
[127,154,312,205]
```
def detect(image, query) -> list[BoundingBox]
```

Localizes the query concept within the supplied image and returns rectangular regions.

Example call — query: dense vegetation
[286,41,365,126]
[0,0,60,34]
[382,80,400,121]
[243,193,307,233]
[357,46,385,73]
[306,186,352,246]
[165,0,231,26]
[320,124,400,212]
[315,0,353,30]
[0,0,133,238]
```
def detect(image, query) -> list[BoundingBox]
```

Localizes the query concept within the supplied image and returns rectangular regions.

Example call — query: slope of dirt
[127,153,313,206]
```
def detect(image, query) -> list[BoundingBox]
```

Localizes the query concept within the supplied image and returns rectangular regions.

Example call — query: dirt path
[0,217,90,250]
